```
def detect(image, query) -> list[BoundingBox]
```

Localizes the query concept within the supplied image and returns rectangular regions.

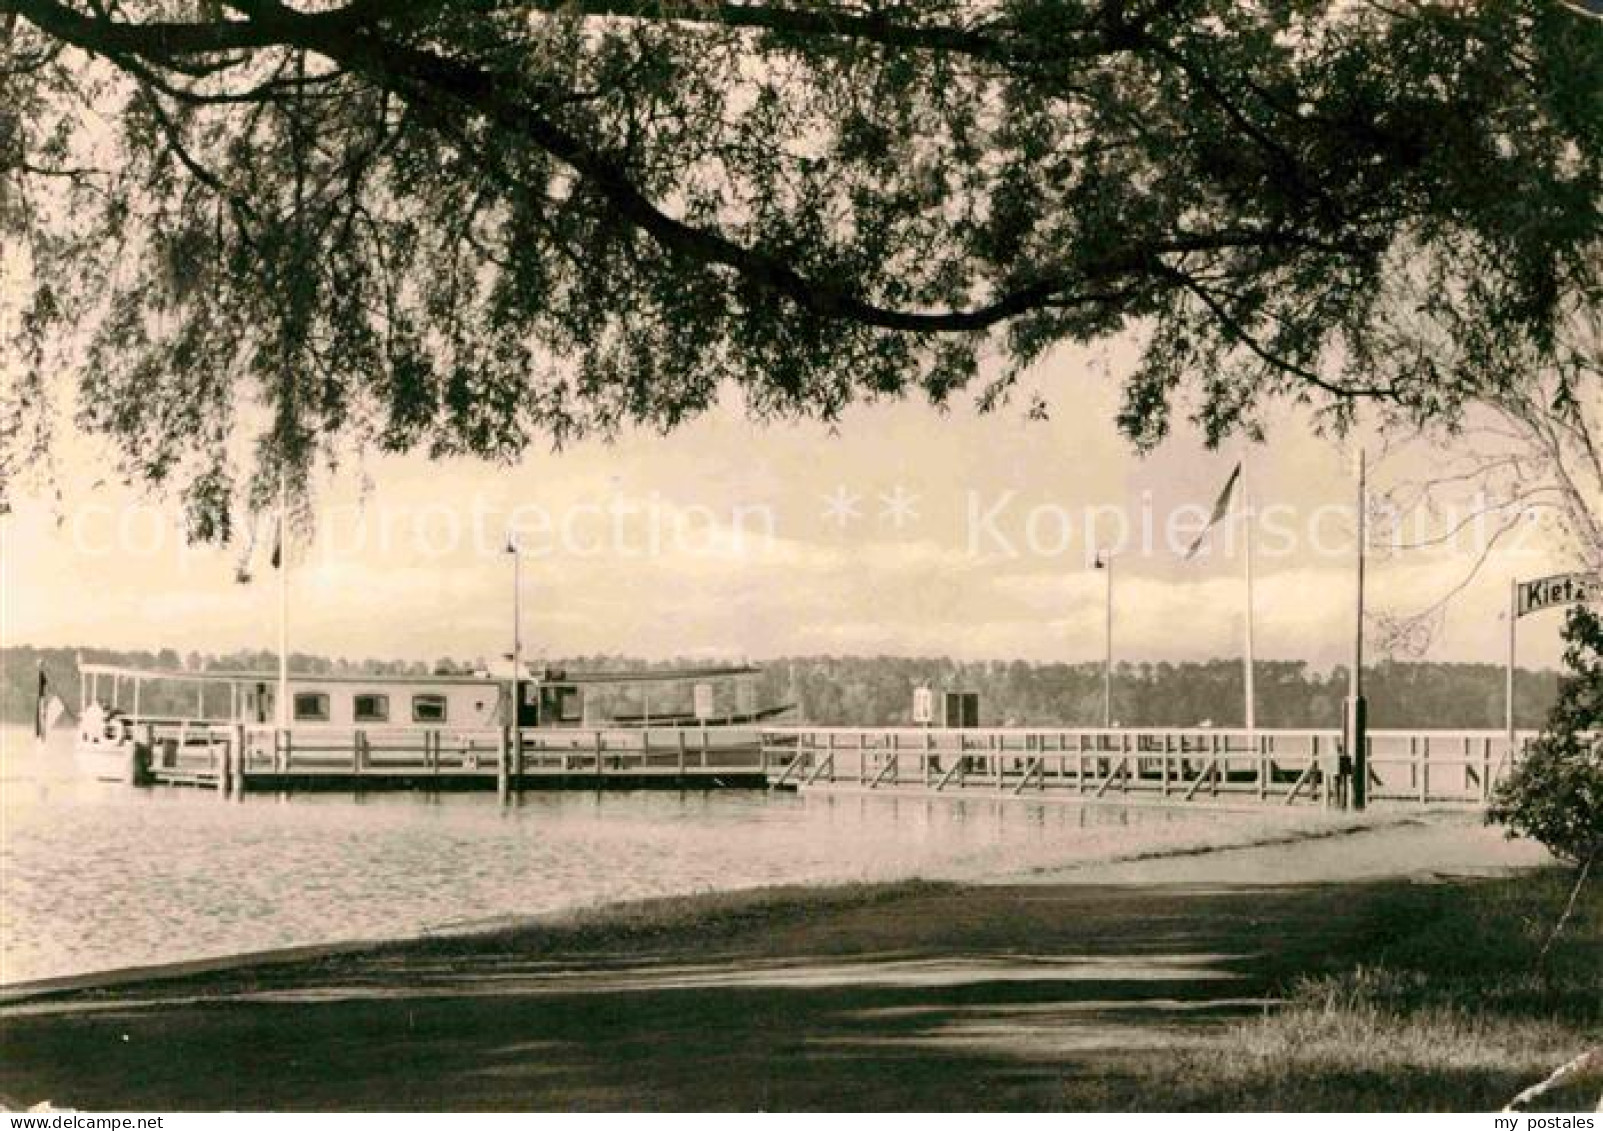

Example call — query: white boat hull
[72,740,144,784]
[73,704,148,784]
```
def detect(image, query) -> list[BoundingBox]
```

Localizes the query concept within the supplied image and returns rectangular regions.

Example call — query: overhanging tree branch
[5,0,1597,527]
[10,0,1358,341]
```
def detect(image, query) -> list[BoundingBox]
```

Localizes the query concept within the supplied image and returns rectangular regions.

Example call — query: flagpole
[277,470,289,731]
[1347,448,1369,811]
[1241,451,1256,734]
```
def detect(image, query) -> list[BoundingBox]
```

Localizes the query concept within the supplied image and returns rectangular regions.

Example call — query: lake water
[2,725,1310,985]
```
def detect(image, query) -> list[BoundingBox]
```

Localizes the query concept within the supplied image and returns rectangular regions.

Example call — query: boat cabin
[76,662,784,731]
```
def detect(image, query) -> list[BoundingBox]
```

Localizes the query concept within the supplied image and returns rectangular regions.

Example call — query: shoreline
[0,810,1580,1112]
[0,807,1546,1005]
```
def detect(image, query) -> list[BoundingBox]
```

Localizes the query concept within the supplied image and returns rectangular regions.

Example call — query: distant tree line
[755,656,1559,730]
[3,646,1560,732]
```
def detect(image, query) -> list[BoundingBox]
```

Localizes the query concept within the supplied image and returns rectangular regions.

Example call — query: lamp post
[507,534,524,782]
[1094,550,1113,727]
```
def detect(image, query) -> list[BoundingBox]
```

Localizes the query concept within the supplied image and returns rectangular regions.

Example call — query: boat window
[354,694,389,723]
[556,686,582,722]
[412,694,448,723]
[293,692,330,722]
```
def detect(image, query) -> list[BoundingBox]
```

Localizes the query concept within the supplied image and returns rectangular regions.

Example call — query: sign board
[942,691,980,729]
[912,687,934,725]
[1516,571,1599,618]
[692,682,715,721]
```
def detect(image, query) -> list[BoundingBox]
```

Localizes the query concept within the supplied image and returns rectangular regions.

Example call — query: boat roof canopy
[76,662,761,686]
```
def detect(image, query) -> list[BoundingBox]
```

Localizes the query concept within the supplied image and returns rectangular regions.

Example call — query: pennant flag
[1184,463,1242,560]
[43,695,67,734]
[236,512,284,583]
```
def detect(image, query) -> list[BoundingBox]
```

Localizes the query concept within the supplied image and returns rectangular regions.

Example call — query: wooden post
[215,725,231,796]
[497,725,510,799]
[1419,735,1429,803]
[1346,698,1368,811]
[596,729,605,783]
[230,727,245,798]
[677,729,687,778]
[1506,576,1518,772]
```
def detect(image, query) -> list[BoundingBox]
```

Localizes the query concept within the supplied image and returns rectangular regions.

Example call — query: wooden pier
[130,718,1536,807]
[759,726,1537,807]
[137,720,772,794]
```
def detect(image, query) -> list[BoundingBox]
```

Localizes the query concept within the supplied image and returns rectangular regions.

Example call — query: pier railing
[757,726,1541,806]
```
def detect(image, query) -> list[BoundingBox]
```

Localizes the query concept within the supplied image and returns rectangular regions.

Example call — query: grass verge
[1157,868,1602,1111]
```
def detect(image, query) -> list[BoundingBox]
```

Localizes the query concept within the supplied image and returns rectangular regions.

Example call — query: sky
[1,336,1580,673]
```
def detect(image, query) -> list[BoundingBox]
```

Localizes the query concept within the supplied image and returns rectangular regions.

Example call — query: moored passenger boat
[69,660,792,787]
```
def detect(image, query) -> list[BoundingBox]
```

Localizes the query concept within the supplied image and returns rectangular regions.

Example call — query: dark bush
[1489,605,1603,867]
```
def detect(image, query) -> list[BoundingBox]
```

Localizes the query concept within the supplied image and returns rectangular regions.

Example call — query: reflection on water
[4,725,1264,985]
